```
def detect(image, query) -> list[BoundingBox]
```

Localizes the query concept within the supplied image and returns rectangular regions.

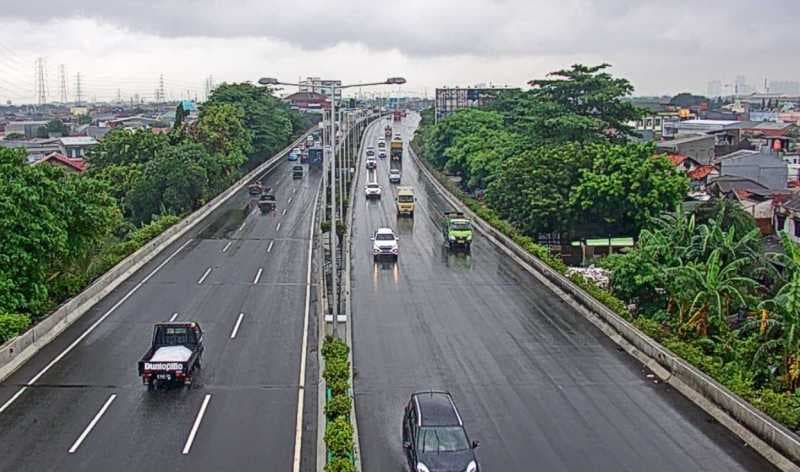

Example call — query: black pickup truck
[138,322,204,389]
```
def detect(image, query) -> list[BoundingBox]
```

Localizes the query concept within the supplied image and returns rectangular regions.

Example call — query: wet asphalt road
[351,115,775,471]
[0,156,322,471]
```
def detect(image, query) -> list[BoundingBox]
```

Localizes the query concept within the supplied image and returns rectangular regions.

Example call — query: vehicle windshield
[451,221,471,231]
[398,195,413,202]
[375,233,395,241]
[367,184,379,189]
[417,426,470,453]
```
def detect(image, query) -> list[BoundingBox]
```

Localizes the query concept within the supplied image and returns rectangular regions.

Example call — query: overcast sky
[0,0,796,104]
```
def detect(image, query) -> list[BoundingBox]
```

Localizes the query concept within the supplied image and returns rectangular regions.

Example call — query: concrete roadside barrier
[409,144,800,471]
[0,129,315,383]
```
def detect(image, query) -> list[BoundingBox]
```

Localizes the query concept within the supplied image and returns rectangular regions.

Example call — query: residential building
[709,175,789,234]
[75,124,112,140]
[657,134,715,164]
[779,111,800,125]
[32,152,86,173]
[664,153,718,191]
[719,149,788,190]
[283,91,330,112]
[107,115,167,129]
[5,120,48,138]
[775,194,800,242]
[750,111,779,122]
[58,136,97,158]
[784,154,800,182]
[0,138,61,162]
[298,77,342,103]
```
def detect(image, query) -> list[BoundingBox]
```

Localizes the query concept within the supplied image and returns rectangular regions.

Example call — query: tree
[671,249,757,336]
[423,108,505,169]
[195,103,252,157]
[78,114,92,125]
[45,118,68,136]
[87,128,171,170]
[126,144,209,223]
[669,93,708,108]
[206,83,294,161]
[569,144,689,238]
[0,147,118,314]
[486,143,588,236]
[3,133,25,140]
[521,64,644,144]
[752,265,800,391]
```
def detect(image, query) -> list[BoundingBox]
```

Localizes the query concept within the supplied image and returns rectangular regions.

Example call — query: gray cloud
[3,0,797,58]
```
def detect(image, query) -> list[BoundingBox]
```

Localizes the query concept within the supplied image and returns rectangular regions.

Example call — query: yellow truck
[390,136,403,161]
[396,186,415,217]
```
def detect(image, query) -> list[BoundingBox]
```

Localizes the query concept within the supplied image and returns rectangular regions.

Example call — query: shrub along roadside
[411,137,800,431]
[322,336,355,471]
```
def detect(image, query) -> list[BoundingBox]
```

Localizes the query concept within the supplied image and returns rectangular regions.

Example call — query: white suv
[365,182,382,199]
[372,227,399,261]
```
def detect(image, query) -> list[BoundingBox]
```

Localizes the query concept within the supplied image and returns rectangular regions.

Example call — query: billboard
[435,87,515,122]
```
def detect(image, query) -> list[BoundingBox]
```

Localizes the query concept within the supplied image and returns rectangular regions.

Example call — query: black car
[403,391,479,472]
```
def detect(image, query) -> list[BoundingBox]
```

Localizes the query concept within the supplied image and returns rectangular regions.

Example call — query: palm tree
[676,249,759,336]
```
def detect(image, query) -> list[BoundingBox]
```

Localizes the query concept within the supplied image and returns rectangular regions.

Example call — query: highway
[0,155,322,471]
[351,114,775,471]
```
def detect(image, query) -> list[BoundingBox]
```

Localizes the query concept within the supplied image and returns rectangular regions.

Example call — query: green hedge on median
[323,336,356,470]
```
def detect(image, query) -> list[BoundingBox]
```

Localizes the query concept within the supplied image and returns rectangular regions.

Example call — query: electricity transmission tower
[58,64,68,103]
[74,72,83,105]
[35,58,47,105]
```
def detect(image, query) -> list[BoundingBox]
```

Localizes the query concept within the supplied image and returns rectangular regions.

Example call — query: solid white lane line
[282,208,287,215]
[197,267,212,285]
[253,268,263,284]
[267,241,274,253]
[222,241,233,253]
[68,394,117,454]
[0,238,193,415]
[276,223,282,232]
[169,312,179,322]
[292,188,318,472]
[182,394,212,455]
[230,313,245,339]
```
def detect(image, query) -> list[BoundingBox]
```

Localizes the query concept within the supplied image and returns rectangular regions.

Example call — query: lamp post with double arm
[258,76,406,337]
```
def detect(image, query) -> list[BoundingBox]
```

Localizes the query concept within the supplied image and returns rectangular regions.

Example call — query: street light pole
[257,76,406,338]
[330,86,339,337]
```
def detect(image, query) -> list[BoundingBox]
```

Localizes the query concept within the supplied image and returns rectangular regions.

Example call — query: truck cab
[442,212,473,252]
[138,322,204,389]
[396,186,415,217]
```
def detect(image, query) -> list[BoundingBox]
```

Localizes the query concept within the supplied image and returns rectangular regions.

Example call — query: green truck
[442,211,473,252]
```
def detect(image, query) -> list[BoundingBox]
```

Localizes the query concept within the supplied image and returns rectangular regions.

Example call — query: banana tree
[678,249,758,336]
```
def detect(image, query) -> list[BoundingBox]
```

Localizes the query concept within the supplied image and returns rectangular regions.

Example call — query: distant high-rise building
[735,75,753,95]
[298,77,342,103]
[769,80,800,96]
[707,80,723,97]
